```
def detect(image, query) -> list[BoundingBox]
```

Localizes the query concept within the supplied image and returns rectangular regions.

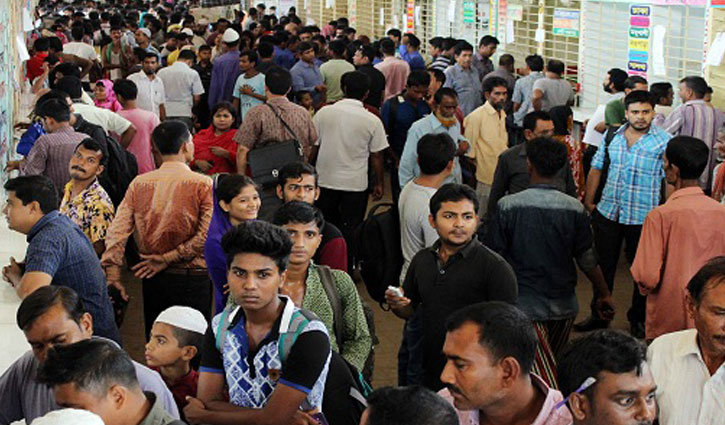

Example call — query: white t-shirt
[583,92,625,148]
[157,62,204,118]
[313,99,389,192]
[398,181,439,282]
[63,42,99,83]
[72,102,132,135]
[128,72,166,117]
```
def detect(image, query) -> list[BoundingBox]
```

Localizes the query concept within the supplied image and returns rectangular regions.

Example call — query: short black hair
[650,82,673,105]
[441,37,458,52]
[666,136,709,180]
[113,79,138,100]
[75,138,109,166]
[168,326,204,356]
[558,330,647,398]
[34,37,50,51]
[358,45,376,63]
[547,59,565,75]
[446,302,537,374]
[367,386,458,425]
[406,33,421,49]
[48,37,63,53]
[479,35,499,47]
[16,286,85,331]
[257,42,274,59]
[4,176,58,214]
[178,49,196,62]
[328,39,346,57]
[433,87,457,105]
[483,76,508,94]
[221,220,293,271]
[34,97,71,122]
[272,200,325,231]
[430,183,478,217]
[55,76,84,100]
[265,66,292,95]
[525,54,544,72]
[240,49,258,64]
[198,45,212,53]
[454,40,473,56]
[380,38,395,56]
[549,105,573,136]
[215,174,257,204]
[417,133,457,175]
[36,89,71,107]
[277,161,318,187]
[54,62,82,79]
[341,71,370,100]
[428,68,446,85]
[680,75,709,98]
[297,41,313,53]
[428,36,443,49]
[523,110,552,132]
[37,339,140,397]
[625,75,648,90]
[526,137,568,178]
[624,90,656,110]
[143,51,159,62]
[71,24,85,41]
[386,28,402,39]
[407,70,430,88]
[687,256,725,305]
[608,68,629,92]
[152,120,190,155]
[498,53,514,67]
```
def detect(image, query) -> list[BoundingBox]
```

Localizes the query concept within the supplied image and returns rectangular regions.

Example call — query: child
[296,90,316,117]
[145,306,208,416]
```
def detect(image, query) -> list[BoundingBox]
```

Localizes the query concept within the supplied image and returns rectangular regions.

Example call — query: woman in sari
[191,102,238,174]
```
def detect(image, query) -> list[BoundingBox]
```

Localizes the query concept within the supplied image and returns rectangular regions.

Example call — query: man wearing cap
[135,27,161,60]
[208,28,242,110]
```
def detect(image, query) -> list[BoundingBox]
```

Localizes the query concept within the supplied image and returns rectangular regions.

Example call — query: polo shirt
[380,94,431,157]
[157,61,205,118]
[290,60,324,104]
[201,297,331,410]
[25,211,119,342]
[403,237,517,389]
[320,59,355,102]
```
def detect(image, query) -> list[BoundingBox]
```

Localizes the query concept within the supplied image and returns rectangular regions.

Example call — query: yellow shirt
[464,102,508,185]
[167,48,180,66]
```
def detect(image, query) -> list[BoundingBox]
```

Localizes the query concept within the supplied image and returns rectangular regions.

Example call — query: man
[399,88,469,188]
[208,28,242,109]
[183,221,331,425]
[7,98,87,197]
[662,76,724,190]
[439,302,572,425]
[192,45,214,129]
[488,137,615,357]
[631,136,725,340]
[255,42,278,75]
[651,81,674,127]
[128,52,167,119]
[531,60,574,112]
[275,162,348,271]
[0,286,179,423]
[272,31,296,71]
[387,28,402,48]
[320,40,355,102]
[558,330,657,425]
[647,257,725,425]
[158,49,205,130]
[353,44,386,109]
[482,54,516,95]
[1,176,119,342]
[375,38,410,102]
[115,79,160,175]
[464,77,509,214]
[512,54,545,127]
[312,71,388,271]
[397,133,456,386]
[63,24,99,86]
[361,386,458,425]
[386,183,517,390]
[27,37,50,82]
[603,76,648,127]
[472,35,499,81]
[101,121,213,336]
[429,37,456,72]
[577,91,672,336]
[400,33,426,71]
[59,139,115,256]
[232,50,268,121]
[101,25,134,81]
[427,36,443,65]
[290,42,326,106]
[444,41,483,117]
[38,339,182,425]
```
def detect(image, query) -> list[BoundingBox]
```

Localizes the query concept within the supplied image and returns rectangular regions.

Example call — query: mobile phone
[311,412,330,425]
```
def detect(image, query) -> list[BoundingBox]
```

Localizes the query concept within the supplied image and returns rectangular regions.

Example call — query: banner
[553,9,580,37]
[627,5,651,77]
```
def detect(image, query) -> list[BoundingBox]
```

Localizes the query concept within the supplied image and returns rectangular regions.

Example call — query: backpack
[355,203,403,305]
[593,126,617,204]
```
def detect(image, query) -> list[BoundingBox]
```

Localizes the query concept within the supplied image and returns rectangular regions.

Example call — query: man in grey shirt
[512,54,545,127]
[0,286,179,424]
[443,41,482,117]
[531,59,574,112]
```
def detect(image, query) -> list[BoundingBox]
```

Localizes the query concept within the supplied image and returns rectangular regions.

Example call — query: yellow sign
[629,38,649,51]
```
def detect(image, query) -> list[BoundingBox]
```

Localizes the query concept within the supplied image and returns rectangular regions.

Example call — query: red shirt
[192,127,238,174]
[151,366,199,411]
[26,52,49,82]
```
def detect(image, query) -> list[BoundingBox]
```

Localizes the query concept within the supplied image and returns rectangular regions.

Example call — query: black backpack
[355,203,403,305]
[99,134,138,207]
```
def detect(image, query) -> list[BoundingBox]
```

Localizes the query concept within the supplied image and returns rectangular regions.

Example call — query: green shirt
[320,59,356,102]
[604,98,626,126]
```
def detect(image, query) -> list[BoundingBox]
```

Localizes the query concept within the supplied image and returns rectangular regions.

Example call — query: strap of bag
[317,265,344,345]
[214,306,239,352]
[266,103,299,142]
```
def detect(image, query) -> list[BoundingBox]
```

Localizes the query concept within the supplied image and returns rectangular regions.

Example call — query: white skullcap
[31,409,105,425]
[181,28,194,37]
[222,28,240,43]
[155,306,208,335]
[137,27,152,39]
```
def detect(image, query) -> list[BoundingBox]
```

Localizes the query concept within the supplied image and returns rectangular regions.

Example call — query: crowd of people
[2,0,725,424]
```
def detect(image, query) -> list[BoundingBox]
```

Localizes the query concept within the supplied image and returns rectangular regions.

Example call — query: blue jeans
[397,308,424,386]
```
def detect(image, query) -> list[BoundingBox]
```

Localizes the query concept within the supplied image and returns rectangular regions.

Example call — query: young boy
[296,90,316,117]
[145,306,208,415]
[232,49,267,121]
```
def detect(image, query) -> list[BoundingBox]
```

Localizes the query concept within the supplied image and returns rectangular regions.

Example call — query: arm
[661,107,683,135]
[630,212,664,295]
[583,168,602,212]
[160,183,213,265]
[236,145,249,174]
[334,270,372,371]
[15,272,52,298]
[511,81,523,112]
[397,128,419,188]
[119,125,136,148]
[159,103,167,121]
[19,137,48,176]
[100,188,136,298]
[531,88,543,111]
[370,151,384,200]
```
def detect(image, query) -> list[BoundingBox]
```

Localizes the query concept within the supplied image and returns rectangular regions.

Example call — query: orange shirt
[631,187,725,340]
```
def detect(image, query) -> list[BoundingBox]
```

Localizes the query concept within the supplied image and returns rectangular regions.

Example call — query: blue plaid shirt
[591,124,672,225]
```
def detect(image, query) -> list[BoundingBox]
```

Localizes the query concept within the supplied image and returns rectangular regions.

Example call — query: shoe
[573,316,610,332]
[630,322,646,339]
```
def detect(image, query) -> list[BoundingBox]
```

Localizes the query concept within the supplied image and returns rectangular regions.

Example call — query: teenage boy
[115,78,160,174]
[232,50,267,121]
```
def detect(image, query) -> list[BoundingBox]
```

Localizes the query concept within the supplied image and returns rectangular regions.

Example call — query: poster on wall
[463,0,476,24]
[552,9,580,37]
[628,5,651,77]
[407,0,414,30]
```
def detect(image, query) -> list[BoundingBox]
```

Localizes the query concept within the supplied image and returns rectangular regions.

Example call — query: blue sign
[628,50,649,62]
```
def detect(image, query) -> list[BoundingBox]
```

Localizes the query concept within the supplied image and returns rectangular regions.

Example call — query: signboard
[463,0,476,24]
[407,0,414,30]
[627,5,651,77]
[552,9,580,37]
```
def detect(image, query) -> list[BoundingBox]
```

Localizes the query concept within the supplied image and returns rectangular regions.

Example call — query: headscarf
[94,79,122,112]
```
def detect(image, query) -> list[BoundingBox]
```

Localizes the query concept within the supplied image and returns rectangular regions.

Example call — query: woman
[93,79,123,112]
[192,102,238,174]
[550,105,585,200]
[205,174,261,314]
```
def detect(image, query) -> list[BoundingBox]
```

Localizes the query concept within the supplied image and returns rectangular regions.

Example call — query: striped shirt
[662,99,724,190]
[20,126,87,196]
[591,124,672,225]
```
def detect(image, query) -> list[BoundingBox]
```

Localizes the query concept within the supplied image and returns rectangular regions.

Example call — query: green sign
[463,0,475,24]
[552,9,580,38]
[629,27,650,38]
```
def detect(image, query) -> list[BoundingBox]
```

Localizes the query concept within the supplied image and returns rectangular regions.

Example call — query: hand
[223,283,231,295]
[183,396,207,425]
[209,146,230,159]
[41,62,50,74]
[292,410,318,425]
[637,281,652,296]
[372,182,383,201]
[456,141,470,156]
[6,160,21,172]
[594,121,607,133]
[107,279,129,301]
[595,296,616,321]
[2,257,23,288]
[584,202,596,213]
[240,84,254,95]
[385,287,411,310]
[131,254,168,279]
[195,160,213,173]
[315,84,327,93]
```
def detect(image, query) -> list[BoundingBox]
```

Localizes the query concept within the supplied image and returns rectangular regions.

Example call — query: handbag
[247,103,305,188]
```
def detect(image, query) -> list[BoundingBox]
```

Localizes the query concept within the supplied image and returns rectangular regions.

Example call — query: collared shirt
[512,71,544,126]
[59,179,115,244]
[532,77,574,112]
[232,72,266,120]
[72,102,133,135]
[233,97,318,159]
[488,185,597,321]
[401,49,426,71]
[398,181,439,282]
[157,61,205,118]
[591,124,672,225]
[320,59,356,102]
[208,50,242,109]
[662,99,725,189]
[472,53,494,81]
[444,64,483,117]
[380,94,431,156]
[0,340,179,424]
[631,187,725,339]
[101,162,213,283]
[374,56,411,102]
[438,374,572,425]
[25,211,119,342]
[399,114,467,188]
[648,329,725,425]
[139,392,178,425]
[128,71,166,117]
[356,64,386,108]
[273,45,297,70]
[20,126,87,196]
[464,102,508,185]
[404,238,517,389]
[290,60,324,103]
[314,98,389,191]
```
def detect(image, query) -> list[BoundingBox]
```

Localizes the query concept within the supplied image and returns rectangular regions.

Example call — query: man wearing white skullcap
[31,408,105,425]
